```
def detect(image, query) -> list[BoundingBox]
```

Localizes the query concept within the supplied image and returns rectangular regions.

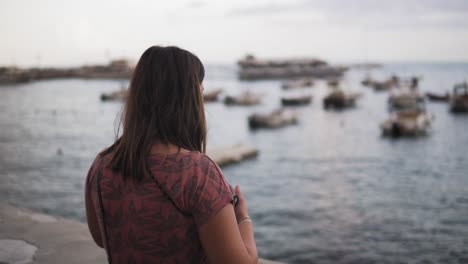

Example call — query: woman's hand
[233,185,249,222]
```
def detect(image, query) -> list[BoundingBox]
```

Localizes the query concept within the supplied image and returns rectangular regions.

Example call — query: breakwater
[0,59,133,84]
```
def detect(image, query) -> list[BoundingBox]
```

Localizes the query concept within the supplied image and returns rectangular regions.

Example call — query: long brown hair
[102,46,206,181]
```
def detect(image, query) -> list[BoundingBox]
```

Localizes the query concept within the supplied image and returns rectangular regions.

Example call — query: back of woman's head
[105,46,206,181]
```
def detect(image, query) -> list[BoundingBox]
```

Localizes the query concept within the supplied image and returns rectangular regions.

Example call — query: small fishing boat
[281,78,314,90]
[372,81,394,91]
[381,111,432,137]
[361,76,375,86]
[400,76,421,89]
[326,78,340,87]
[381,100,433,137]
[248,109,298,129]
[224,91,262,106]
[372,76,400,91]
[323,89,362,109]
[450,82,468,113]
[203,89,223,102]
[281,95,312,106]
[388,90,424,111]
[425,92,450,102]
[100,88,128,101]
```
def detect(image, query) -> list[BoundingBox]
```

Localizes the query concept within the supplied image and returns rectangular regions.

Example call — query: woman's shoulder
[185,151,218,166]
[85,150,108,189]
[87,148,115,176]
[146,150,213,164]
[148,151,220,173]
[184,151,222,174]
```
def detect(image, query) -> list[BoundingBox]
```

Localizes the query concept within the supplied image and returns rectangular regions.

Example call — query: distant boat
[371,75,401,91]
[381,110,433,137]
[425,92,450,102]
[224,91,262,106]
[281,95,312,106]
[281,78,314,90]
[361,76,375,86]
[388,90,425,111]
[372,80,395,91]
[326,78,340,87]
[323,89,362,109]
[381,99,433,137]
[237,54,348,80]
[450,82,468,113]
[203,89,223,102]
[248,109,298,129]
[100,87,128,102]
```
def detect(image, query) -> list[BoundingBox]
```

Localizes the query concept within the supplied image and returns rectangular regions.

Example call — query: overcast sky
[1,0,468,67]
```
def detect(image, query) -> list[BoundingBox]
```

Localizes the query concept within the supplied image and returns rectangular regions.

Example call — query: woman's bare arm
[198,204,258,264]
[198,185,258,264]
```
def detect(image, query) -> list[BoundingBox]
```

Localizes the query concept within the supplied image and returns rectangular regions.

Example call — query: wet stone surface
[0,239,37,264]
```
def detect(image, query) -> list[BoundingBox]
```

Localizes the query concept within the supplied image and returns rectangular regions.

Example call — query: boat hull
[281,96,312,106]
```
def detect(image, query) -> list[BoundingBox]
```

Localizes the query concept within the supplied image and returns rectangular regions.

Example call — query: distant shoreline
[2,60,467,86]
[0,59,134,85]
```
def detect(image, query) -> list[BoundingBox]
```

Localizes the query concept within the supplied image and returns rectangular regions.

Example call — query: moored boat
[388,90,424,111]
[326,78,340,87]
[372,81,394,91]
[100,88,128,102]
[371,76,400,91]
[281,95,313,106]
[323,89,362,109]
[281,78,314,90]
[381,110,433,137]
[361,75,375,86]
[425,92,450,102]
[203,89,223,102]
[224,91,262,106]
[450,82,468,113]
[248,109,298,129]
[381,100,433,137]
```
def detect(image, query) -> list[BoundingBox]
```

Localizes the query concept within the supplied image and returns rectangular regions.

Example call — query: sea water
[1,63,468,263]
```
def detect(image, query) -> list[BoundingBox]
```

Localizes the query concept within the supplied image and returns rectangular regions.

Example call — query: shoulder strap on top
[96,161,113,264]
[148,154,191,217]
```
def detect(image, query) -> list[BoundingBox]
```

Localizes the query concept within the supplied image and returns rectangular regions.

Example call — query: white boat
[100,87,128,102]
[388,89,424,111]
[450,82,468,113]
[281,78,314,90]
[203,89,223,102]
[281,95,313,106]
[323,88,362,109]
[381,110,433,137]
[248,109,298,129]
[224,91,262,106]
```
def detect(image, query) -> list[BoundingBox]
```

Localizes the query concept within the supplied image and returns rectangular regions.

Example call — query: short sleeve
[85,150,108,195]
[85,156,99,196]
[188,156,234,227]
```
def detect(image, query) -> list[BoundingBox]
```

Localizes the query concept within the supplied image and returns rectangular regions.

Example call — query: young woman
[85,46,258,263]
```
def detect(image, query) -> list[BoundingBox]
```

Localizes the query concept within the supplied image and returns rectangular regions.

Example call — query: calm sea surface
[1,63,468,263]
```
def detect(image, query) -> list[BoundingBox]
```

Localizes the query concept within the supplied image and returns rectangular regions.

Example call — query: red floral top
[86,151,234,264]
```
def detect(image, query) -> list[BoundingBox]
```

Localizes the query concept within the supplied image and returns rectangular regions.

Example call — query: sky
[1,0,468,67]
